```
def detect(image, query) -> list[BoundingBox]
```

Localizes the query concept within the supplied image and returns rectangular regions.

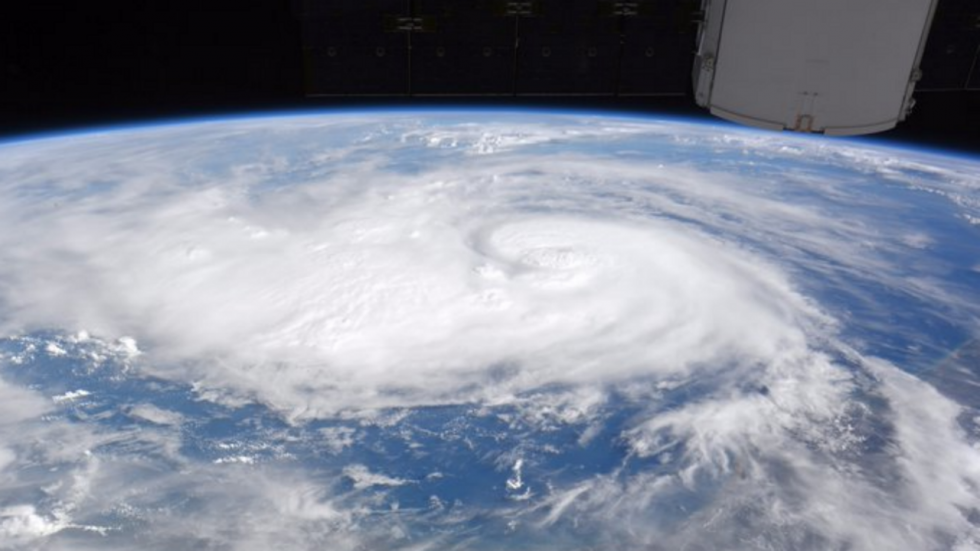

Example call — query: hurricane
[1,111,979,550]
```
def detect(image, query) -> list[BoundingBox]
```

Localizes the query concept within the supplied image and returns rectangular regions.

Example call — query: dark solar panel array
[300,0,700,97]
[299,0,979,98]
[917,0,980,91]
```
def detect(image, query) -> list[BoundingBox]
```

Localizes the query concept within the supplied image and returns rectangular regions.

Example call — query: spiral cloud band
[0,113,978,550]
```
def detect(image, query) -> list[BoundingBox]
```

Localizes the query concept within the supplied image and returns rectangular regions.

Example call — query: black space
[2,1,979,154]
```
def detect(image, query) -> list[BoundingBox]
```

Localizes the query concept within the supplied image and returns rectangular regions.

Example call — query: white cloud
[0,113,979,550]
[318,426,357,454]
[126,404,183,426]
[0,133,831,418]
[343,464,410,490]
[0,505,69,542]
[52,389,91,403]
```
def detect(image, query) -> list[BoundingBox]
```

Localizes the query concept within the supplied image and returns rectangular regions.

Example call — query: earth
[0,110,979,550]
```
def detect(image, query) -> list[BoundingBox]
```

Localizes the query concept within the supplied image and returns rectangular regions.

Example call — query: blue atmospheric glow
[3,107,975,164]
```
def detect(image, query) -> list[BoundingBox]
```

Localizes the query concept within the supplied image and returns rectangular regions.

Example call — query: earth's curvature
[0,110,979,550]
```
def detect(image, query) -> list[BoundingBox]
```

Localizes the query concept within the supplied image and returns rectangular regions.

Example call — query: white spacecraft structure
[692,0,939,135]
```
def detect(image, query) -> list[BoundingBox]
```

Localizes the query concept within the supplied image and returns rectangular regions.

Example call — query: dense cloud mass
[0,113,979,550]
